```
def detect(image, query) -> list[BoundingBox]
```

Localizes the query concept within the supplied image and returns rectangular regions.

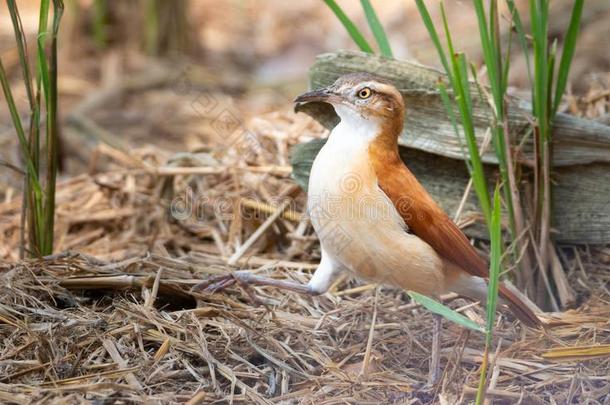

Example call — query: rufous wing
[376,160,489,276]
[373,155,543,327]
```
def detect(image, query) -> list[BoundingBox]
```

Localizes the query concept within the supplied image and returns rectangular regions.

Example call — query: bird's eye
[357,87,372,99]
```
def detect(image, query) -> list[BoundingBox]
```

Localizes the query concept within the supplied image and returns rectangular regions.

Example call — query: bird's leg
[192,270,315,295]
[192,248,342,296]
[428,313,442,385]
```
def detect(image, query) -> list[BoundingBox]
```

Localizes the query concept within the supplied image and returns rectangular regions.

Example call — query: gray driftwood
[292,51,610,244]
[298,51,610,166]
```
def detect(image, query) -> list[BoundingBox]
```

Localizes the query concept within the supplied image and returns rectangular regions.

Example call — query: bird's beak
[294,87,335,104]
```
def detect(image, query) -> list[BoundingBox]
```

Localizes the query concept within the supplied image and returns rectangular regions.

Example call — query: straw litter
[1,85,610,404]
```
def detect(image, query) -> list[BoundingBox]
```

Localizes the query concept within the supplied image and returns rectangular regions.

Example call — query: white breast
[306,109,445,296]
[307,115,407,269]
[307,107,381,200]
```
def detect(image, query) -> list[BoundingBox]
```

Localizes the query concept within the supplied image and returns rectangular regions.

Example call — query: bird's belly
[307,143,446,296]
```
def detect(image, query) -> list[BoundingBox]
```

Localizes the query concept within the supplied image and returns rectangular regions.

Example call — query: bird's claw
[191,274,237,293]
[191,272,268,307]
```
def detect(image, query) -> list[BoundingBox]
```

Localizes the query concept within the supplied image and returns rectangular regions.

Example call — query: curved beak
[294,87,335,104]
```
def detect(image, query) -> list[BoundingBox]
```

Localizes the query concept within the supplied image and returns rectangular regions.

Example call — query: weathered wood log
[291,51,610,245]
[298,51,610,167]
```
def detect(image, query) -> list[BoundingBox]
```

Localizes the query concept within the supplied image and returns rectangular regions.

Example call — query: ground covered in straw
[1,107,609,404]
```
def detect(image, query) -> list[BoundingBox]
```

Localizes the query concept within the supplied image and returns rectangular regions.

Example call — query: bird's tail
[448,269,544,328]
[498,282,545,328]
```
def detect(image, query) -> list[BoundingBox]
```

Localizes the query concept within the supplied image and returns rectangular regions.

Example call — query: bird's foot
[191,271,270,307]
[191,271,244,293]
[191,276,233,293]
[192,270,313,297]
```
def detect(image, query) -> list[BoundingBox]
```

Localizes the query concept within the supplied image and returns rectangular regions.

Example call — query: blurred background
[2,3,610,401]
[0,0,610,167]
[1,0,609,202]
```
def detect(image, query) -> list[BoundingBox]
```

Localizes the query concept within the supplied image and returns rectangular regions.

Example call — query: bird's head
[294,72,405,139]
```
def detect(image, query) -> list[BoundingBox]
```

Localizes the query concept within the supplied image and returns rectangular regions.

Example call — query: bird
[194,72,543,385]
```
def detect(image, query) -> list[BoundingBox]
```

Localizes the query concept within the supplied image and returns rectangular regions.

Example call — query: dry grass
[1,76,610,403]
[1,241,609,403]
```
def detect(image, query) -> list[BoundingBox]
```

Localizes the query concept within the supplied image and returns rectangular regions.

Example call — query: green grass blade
[28,0,51,256]
[489,0,506,96]
[36,32,51,100]
[0,60,39,187]
[407,291,484,333]
[416,1,491,225]
[552,0,584,117]
[93,0,107,49]
[6,0,35,109]
[4,0,59,257]
[452,53,492,224]
[37,31,51,255]
[506,0,532,87]
[475,184,503,405]
[40,0,63,255]
[486,185,502,335]
[502,23,513,95]
[32,0,50,166]
[414,0,452,81]
[37,0,51,49]
[530,0,549,140]
[473,0,501,113]
[439,2,457,71]
[529,0,541,113]
[456,54,474,121]
[0,58,44,240]
[441,6,487,212]
[438,81,470,170]
[0,60,27,153]
[145,0,159,55]
[360,0,393,57]
[547,40,557,115]
[472,0,520,251]
[324,0,374,53]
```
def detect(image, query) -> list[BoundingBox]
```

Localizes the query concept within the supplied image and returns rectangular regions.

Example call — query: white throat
[307,103,380,200]
[328,104,380,147]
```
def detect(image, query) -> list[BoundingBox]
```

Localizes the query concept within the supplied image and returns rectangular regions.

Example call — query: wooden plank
[299,50,610,167]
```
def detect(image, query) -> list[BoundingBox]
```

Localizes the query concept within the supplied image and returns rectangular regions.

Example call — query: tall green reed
[326,0,583,394]
[508,0,584,299]
[417,0,582,393]
[324,0,490,337]
[415,0,532,287]
[475,185,502,404]
[0,0,64,257]
[415,0,583,303]
[323,0,395,57]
